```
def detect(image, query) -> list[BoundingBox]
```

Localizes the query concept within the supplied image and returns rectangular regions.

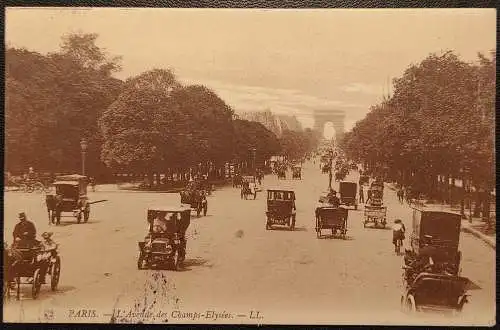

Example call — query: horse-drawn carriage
[265,189,296,230]
[137,206,190,271]
[4,234,61,300]
[180,187,207,217]
[241,175,258,200]
[292,165,302,180]
[45,174,91,225]
[401,207,468,314]
[339,181,358,210]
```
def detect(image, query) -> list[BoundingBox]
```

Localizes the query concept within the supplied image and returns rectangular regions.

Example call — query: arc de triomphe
[312,109,345,142]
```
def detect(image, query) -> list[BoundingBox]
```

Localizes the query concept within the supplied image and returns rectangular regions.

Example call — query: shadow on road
[178,258,213,272]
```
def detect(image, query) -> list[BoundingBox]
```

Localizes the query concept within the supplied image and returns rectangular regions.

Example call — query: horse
[45,194,62,225]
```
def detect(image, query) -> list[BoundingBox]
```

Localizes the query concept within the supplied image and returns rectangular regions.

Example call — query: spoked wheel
[32,269,42,299]
[405,295,416,313]
[19,184,28,193]
[16,277,21,301]
[50,256,61,291]
[84,207,90,223]
[316,228,321,239]
[77,212,82,224]
[137,253,145,269]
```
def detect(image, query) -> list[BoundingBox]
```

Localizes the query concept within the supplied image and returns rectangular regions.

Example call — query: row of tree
[6,32,318,179]
[340,51,495,212]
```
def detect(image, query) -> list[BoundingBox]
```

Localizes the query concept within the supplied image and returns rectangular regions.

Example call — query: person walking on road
[359,184,365,204]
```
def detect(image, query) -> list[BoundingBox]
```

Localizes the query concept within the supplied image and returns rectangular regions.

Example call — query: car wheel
[84,207,90,223]
[32,269,42,299]
[50,256,61,291]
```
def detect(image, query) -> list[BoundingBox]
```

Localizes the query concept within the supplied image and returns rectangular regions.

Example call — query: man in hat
[327,189,340,207]
[13,212,37,248]
[392,219,406,252]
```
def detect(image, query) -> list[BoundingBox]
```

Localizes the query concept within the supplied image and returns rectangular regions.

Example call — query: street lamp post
[80,138,88,176]
[251,148,257,176]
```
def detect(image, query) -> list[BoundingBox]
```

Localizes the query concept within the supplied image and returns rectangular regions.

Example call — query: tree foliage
[341,51,495,193]
[5,35,123,174]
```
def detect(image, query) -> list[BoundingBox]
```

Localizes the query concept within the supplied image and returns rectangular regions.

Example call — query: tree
[232,119,281,166]
[341,50,494,205]
[5,39,123,175]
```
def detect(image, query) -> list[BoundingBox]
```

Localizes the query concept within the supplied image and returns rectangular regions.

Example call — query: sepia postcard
[3,7,496,326]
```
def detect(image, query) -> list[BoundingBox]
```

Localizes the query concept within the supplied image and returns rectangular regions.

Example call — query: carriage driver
[327,189,340,207]
[12,212,38,248]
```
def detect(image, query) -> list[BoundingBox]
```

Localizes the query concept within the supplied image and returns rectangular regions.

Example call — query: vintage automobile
[363,205,387,228]
[265,189,296,230]
[241,175,258,199]
[315,204,348,239]
[137,206,191,270]
[339,181,358,210]
[292,166,302,180]
[400,272,469,314]
[4,233,61,300]
[45,174,91,225]
[404,206,463,278]
[180,188,208,217]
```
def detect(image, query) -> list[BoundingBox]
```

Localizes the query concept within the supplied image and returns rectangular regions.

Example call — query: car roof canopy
[148,205,191,213]
[53,181,80,186]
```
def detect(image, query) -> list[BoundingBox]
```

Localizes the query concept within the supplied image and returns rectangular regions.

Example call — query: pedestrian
[359,184,365,204]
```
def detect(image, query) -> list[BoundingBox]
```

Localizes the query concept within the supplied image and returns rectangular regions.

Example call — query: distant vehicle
[401,207,468,314]
[292,166,302,180]
[137,206,191,271]
[241,175,258,200]
[339,181,358,210]
[265,189,296,230]
[315,205,348,239]
[180,188,207,217]
[45,174,90,225]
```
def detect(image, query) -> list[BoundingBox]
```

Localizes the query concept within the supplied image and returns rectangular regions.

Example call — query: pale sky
[5,8,496,130]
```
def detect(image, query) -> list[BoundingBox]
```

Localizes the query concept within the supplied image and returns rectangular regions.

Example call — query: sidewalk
[385,182,496,249]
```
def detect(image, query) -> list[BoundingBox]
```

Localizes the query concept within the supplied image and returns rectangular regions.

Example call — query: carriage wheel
[77,212,82,224]
[316,228,321,239]
[50,256,61,291]
[19,184,28,193]
[16,277,21,301]
[253,192,257,200]
[84,207,90,223]
[32,269,42,299]
[137,253,145,270]
[405,295,416,313]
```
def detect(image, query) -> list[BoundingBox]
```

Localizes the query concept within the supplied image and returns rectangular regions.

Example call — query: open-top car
[401,272,469,315]
[4,232,61,300]
[45,174,90,225]
[339,181,358,209]
[137,206,191,271]
[265,189,296,230]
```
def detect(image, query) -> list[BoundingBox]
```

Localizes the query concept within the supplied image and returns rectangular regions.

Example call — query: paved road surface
[3,160,495,325]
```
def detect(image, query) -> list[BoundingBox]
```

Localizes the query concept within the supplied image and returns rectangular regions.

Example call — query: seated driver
[327,189,340,207]
[152,211,168,234]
